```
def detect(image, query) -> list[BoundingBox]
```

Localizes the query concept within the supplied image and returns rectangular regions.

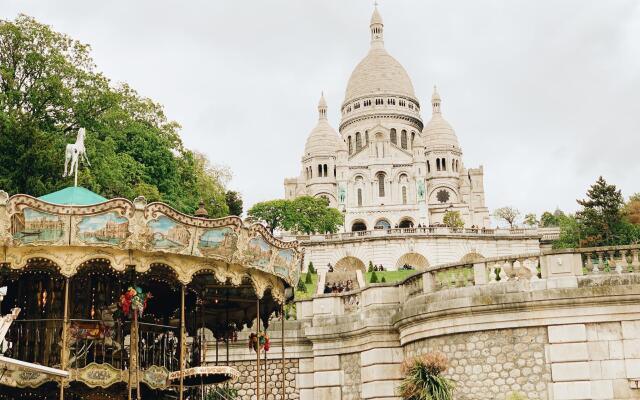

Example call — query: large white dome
[344,47,416,103]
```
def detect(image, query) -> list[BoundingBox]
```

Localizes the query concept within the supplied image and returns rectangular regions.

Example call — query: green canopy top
[38,186,108,206]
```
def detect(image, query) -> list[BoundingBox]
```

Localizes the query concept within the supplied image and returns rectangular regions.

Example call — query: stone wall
[404,327,551,400]
[341,353,362,400]
[228,359,299,400]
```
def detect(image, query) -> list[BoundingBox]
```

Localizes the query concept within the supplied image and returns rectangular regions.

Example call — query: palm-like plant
[398,352,455,400]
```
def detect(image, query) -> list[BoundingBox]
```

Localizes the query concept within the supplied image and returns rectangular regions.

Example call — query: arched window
[402,186,407,204]
[376,172,386,197]
[375,219,391,230]
[399,219,414,228]
[365,131,369,146]
[355,132,362,151]
[323,164,328,177]
[427,160,431,173]
[390,128,397,145]
[436,158,441,171]
[357,188,363,206]
[352,221,367,232]
[318,165,322,177]
[442,158,447,171]
[348,136,352,154]
[401,130,407,149]
[334,166,336,177]
[411,132,415,148]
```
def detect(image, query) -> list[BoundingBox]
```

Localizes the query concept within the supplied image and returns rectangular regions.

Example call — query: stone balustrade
[282,226,560,243]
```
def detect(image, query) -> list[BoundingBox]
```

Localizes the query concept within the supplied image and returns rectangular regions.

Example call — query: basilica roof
[343,8,416,105]
[304,93,341,156]
[424,87,460,149]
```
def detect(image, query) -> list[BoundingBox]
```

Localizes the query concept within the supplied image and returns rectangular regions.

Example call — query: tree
[225,190,243,216]
[523,213,538,227]
[442,210,464,229]
[399,352,455,400]
[247,199,290,233]
[368,261,374,273]
[370,271,379,283]
[552,213,580,249]
[304,271,313,284]
[308,262,315,274]
[247,196,343,234]
[493,207,520,228]
[575,176,624,246]
[296,279,307,293]
[0,15,230,216]
[624,193,640,225]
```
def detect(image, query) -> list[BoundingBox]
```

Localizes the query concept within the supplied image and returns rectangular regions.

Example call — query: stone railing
[282,226,560,243]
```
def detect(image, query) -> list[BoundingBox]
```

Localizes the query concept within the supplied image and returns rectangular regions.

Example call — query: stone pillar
[313,355,343,399]
[360,348,403,400]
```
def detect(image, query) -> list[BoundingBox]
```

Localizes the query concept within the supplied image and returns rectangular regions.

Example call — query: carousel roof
[38,186,107,206]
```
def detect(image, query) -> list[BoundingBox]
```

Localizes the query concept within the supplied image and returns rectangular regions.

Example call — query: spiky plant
[398,352,455,400]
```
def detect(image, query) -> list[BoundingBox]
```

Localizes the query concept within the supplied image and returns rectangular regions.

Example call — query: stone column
[360,347,403,400]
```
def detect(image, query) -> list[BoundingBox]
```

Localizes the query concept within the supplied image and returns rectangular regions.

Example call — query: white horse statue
[63,127,90,178]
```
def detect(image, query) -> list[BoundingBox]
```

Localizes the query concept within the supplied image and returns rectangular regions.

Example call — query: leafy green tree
[575,176,624,246]
[380,276,387,283]
[0,15,230,216]
[523,213,538,227]
[225,190,243,216]
[624,193,640,225]
[308,262,315,274]
[368,261,374,273]
[442,210,464,228]
[247,199,290,233]
[493,206,520,228]
[552,213,580,249]
[370,271,379,283]
[540,211,559,227]
[296,279,307,293]
[304,271,313,285]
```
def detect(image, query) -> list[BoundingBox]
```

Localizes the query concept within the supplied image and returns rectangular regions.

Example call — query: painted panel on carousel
[273,248,295,280]
[147,215,190,251]
[244,236,272,268]
[77,212,130,245]
[197,227,238,259]
[11,208,65,245]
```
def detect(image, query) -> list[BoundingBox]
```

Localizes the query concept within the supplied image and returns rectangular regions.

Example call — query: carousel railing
[67,318,129,369]
[4,318,63,367]
[138,321,180,371]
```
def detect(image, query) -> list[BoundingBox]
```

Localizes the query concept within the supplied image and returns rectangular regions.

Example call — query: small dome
[304,120,341,156]
[423,114,459,148]
[304,93,341,156]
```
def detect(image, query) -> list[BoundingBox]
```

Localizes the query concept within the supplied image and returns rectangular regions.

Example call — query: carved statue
[63,127,91,178]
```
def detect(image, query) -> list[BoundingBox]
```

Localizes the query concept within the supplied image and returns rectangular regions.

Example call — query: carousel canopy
[38,186,107,206]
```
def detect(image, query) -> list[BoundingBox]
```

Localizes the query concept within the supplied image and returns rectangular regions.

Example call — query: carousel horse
[66,303,121,366]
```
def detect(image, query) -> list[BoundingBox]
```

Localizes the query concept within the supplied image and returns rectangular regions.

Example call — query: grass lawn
[366,270,417,283]
[295,273,318,300]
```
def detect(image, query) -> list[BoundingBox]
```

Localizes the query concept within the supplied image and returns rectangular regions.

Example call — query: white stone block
[623,339,640,358]
[622,320,640,339]
[361,347,403,367]
[601,359,626,379]
[549,324,587,343]
[313,355,339,371]
[361,364,402,383]
[586,324,598,341]
[313,386,341,400]
[361,380,399,399]
[609,340,624,359]
[589,361,602,380]
[299,358,314,373]
[590,380,613,399]
[625,359,640,379]
[596,322,622,341]
[297,372,314,389]
[546,276,578,289]
[300,388,313,400]
[552,381,591,400]
[588,341,609,360]
[551,362,590,381]
[549,343,589,362]
[313,370,343,387]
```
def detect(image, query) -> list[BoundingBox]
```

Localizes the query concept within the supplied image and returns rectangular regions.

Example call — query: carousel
[0,185,301,400]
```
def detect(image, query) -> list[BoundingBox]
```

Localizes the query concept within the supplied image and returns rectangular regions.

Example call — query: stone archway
[335,256,366,273]
[395,253,429,271]
[460,252,485,264]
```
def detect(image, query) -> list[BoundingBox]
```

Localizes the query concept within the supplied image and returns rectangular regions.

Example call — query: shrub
[398,352,455,400]
[370,271,379,283]
[296,279,307,293]
[381,276,387,283]
[308,262,315,274]
[368,261,374,272]
[304,271,313,284]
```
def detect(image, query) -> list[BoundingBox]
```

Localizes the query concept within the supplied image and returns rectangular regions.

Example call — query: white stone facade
[284,7,490,232]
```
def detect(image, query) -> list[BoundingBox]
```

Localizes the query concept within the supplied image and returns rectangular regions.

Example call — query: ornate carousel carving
[0,187,301,400]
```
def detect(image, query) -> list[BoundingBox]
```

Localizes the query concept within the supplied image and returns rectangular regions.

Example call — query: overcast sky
[3,0,639,217]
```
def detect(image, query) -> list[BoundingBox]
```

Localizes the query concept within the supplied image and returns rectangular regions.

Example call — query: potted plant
[398,352,455,400]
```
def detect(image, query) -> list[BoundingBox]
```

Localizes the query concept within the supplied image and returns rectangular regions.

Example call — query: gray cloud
[3,0,639,217]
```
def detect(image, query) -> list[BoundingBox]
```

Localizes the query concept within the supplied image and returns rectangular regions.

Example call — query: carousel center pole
[59,277,70,400]
[281,303,286,400]
[264,341,267,400]
[179,284,186,400]
[256,298,260,400]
